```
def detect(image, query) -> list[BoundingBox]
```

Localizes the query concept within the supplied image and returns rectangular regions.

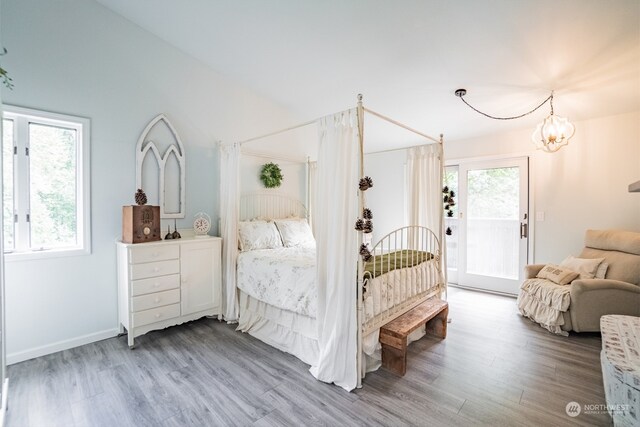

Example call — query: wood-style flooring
[6,287,611,426]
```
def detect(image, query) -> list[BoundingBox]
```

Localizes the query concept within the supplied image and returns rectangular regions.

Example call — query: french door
[446,157,529,295]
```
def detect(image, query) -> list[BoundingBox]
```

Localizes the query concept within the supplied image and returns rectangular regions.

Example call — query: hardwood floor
[6,287,611,426]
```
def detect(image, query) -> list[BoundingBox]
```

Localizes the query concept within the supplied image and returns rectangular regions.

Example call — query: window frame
[2,105,91,261]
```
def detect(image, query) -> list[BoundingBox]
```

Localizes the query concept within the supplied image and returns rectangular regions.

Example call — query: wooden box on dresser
[116,236,222,348]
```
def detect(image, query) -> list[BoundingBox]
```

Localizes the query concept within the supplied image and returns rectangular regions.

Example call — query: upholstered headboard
[239,192,307,221]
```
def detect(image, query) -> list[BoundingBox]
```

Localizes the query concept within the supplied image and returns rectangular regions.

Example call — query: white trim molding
[6,328,119,365]
[2,105,91,260]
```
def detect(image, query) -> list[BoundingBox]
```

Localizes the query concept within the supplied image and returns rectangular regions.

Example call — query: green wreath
[260,162,284,188]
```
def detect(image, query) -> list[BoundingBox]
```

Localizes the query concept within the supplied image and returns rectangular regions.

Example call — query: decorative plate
[193,212,211,237]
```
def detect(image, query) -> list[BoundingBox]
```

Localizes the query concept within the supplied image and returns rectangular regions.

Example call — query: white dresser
[116,236,222,348]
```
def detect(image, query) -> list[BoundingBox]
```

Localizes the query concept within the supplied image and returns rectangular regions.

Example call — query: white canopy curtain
[309,109,360,391]
[406,143,448,290]
[407,144,443,239]
[307,160,317,235]
[219,142,241,321]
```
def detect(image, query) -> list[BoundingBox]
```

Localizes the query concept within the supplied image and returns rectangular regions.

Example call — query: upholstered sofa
[518,229,640,334]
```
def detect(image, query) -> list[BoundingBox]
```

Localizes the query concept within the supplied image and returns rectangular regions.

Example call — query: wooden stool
[379,298,448,376]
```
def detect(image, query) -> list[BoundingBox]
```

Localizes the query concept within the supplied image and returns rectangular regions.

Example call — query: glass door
[455,157,529,295]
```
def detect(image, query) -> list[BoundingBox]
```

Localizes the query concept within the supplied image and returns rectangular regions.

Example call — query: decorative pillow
[595,262,609,279]
[560,256,605,279]
[537,264,579,285]
[238,220,283,251]
[274,218,315,248]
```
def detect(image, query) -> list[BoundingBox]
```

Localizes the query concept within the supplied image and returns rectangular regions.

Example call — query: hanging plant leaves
[0,66,14,90]
[260,162,284,188]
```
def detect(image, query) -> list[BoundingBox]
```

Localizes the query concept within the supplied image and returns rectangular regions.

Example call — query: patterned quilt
[237,247,317,317]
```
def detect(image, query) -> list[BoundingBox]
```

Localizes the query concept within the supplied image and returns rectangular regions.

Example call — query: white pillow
[274,218,315,248]
[238,221,283,251]
[595,262,609,279]
[560,256,605,279]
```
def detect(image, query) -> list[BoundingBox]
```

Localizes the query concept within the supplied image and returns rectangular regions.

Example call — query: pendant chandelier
[454,89,575,153]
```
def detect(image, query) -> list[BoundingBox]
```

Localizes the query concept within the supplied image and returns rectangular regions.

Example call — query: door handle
[520,213,528,239]
[520,223,528,239]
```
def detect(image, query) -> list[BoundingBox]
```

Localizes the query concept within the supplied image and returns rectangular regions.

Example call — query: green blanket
[363,250,434,279]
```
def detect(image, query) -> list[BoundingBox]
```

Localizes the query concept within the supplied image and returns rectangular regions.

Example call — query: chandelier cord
[457,91,554,121]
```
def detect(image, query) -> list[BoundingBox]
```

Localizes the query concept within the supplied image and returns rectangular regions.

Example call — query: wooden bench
[379,298,448,376]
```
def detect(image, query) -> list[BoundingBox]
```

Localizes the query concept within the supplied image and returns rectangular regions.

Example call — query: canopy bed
[219,95,446,390]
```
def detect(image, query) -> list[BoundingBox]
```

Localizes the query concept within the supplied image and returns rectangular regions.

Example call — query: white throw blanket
[517,278,571,335]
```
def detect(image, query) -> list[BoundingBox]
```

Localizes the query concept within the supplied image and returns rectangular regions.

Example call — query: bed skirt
[237,291,319,366]
[237,291,383,374]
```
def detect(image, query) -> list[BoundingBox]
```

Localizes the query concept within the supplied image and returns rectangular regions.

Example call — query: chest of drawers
[116,237,222,348]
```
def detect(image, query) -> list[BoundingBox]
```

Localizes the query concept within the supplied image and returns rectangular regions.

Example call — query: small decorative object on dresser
[122,189,161,244]
[193,212,211,237]
[172,219,181,239]
[117,237,222,348]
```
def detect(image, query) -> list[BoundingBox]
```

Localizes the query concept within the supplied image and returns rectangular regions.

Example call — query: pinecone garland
[355,218,364,231]
[446,227,452,236]
[360,243,373,261]
[363,208,373,220]
[135,189,147,205]
[363,220,373,234]
[443,186,449,194]
[447,210,454,217]
[359,176,374,191]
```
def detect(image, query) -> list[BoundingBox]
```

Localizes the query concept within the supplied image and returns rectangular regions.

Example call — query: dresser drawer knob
[153,267,160,272]
[155,313,162,318]
[154,297,160,303]
[153,282,160,288]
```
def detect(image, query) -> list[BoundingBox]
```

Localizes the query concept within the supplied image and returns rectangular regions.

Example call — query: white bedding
[237,247,317,317]
[363,259,442,326]
[237,246,442,375]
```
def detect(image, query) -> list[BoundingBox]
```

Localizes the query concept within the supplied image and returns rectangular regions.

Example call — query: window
[2,106,90,260]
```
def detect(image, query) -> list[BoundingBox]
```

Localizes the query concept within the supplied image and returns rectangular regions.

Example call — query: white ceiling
[96,0,640,151]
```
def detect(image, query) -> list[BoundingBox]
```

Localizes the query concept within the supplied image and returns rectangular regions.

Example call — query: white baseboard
[7,328,120,365]
[0,378,8,427]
